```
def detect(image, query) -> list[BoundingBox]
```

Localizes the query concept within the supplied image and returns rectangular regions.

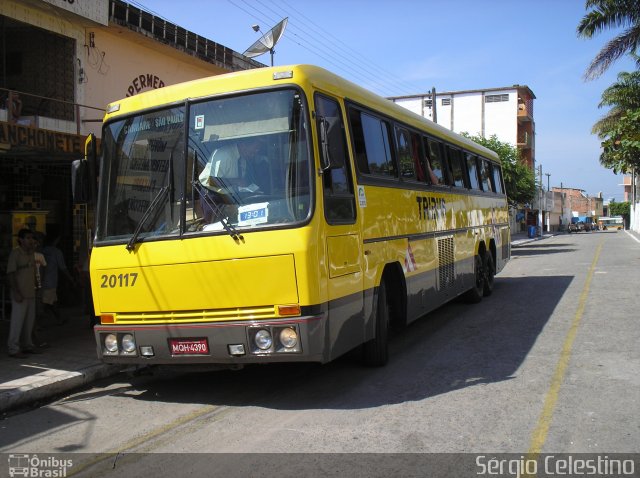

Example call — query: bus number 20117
[100,273,138,288]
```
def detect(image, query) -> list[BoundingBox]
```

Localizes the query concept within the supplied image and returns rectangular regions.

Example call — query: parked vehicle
[568,216,593,233]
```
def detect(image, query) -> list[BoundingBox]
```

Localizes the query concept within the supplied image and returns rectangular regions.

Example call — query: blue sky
[137,0,635,201]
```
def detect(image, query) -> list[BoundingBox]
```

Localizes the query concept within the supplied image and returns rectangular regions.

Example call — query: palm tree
[593,71,640,172]
[592,70,640,136]
[577,0,640,79]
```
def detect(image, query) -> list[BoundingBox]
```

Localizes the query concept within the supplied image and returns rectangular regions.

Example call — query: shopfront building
[0,0,261,305]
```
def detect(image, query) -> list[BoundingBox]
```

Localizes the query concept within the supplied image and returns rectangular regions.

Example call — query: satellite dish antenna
[243,17,288,67]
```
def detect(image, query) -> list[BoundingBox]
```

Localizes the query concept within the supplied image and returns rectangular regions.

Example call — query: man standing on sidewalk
[6,228,44,358]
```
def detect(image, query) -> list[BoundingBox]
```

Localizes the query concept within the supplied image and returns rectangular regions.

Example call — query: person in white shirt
[200,137,271,193]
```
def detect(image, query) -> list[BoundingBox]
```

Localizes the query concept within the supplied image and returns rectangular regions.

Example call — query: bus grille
[112,306,277,324]
[438,236,455,289]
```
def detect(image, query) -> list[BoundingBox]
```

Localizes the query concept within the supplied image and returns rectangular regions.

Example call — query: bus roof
[104,64,499,161]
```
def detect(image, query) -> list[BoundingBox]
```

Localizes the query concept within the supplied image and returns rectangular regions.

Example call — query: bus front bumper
[94,315,328,365]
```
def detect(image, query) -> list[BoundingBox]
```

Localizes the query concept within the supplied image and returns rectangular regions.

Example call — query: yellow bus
[79,65,510,368]
[598,216,623,230]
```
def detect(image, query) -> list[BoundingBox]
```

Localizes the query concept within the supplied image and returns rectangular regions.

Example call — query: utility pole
[545,172,551,232]
[538,164,543,235]
[431,87,437,124]
[560,181,564,230]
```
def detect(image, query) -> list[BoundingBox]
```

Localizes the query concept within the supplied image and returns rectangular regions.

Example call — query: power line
[274,0,427,95]
[230,0,404,96]
[249,0,401,91]
[131,0,427,96]
[235,0,426,96]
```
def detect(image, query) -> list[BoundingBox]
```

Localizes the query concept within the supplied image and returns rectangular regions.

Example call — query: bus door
[315,94,363,359]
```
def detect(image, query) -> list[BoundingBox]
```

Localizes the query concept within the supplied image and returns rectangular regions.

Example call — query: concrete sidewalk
[0,231,558,413]
[0,307,120,413]
[510,230,558,247]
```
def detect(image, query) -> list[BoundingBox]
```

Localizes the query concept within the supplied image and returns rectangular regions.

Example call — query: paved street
[0,230,639,476]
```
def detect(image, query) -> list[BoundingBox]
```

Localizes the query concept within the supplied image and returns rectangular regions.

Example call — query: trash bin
[528,225,536,238]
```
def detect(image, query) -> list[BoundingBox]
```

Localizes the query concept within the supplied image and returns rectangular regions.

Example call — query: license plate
[169,338,209,355]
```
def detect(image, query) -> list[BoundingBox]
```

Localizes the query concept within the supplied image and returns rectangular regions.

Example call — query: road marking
[527,241,603,455]
[67,404,225,475]
[625,230,640,244]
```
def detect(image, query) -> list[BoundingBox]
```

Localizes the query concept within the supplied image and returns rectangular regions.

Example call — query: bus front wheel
[363,281,390,367]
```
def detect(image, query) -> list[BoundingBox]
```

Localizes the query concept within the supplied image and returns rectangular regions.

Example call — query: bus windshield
[96,89,311,244]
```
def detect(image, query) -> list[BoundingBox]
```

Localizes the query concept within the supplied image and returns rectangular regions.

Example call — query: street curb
[0,364,122,413]
[511,232,561,248]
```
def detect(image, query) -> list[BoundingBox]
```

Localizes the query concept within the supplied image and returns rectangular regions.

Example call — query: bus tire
[363,280,389,367]
[463,254,484,303]
[483,250,495,297]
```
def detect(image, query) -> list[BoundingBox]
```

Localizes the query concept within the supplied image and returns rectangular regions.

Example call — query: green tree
[592,70,640,136]
[599,108,640,172]
[609,200,630,225]
[461,133,536,207]
[578,2,640,175]
[577,0,640,79]
[592,71,640,172]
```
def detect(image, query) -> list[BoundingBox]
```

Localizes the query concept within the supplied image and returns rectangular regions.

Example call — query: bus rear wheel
[463,254,485,303]
[362,280,389,366]
[483,250,495,297]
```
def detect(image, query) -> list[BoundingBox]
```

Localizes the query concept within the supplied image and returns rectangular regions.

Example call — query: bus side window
[316,94,356,224]
[423,137,445,185]
[348,108,369,173]
[395,126,416,180]
[410,131,426,182]
[491,164,504,194]
[349,108,396,177]
[466,153,481,190]
[447,146,466,188]
[478,158,492,192]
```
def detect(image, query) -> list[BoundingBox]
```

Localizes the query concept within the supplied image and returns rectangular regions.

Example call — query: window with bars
[0,16,75,121]
[485,94,509,103]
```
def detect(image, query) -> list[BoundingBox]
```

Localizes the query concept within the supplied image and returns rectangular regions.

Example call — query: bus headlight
[105,334,118,353]
[279,327,298,349]
[121,334,136,353]
[254,329,273,350]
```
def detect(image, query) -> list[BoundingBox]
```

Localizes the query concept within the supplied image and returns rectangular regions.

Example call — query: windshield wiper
[192,180,244,243]
[126,185,169,251]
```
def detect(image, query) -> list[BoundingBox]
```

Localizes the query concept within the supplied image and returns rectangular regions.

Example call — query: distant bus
[598,216,624,230]
[76,65,510,368]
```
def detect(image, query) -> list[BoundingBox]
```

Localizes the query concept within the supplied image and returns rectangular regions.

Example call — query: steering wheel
[242,194,279,203]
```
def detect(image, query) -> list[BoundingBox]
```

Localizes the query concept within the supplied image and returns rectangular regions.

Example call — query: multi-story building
[631,177,640,232]
[389,85,536,232]
[623,173,640,232]
[623,175,633,202]
[552,187,603,225]
[0,0,262,291]
[389,85,536,168]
